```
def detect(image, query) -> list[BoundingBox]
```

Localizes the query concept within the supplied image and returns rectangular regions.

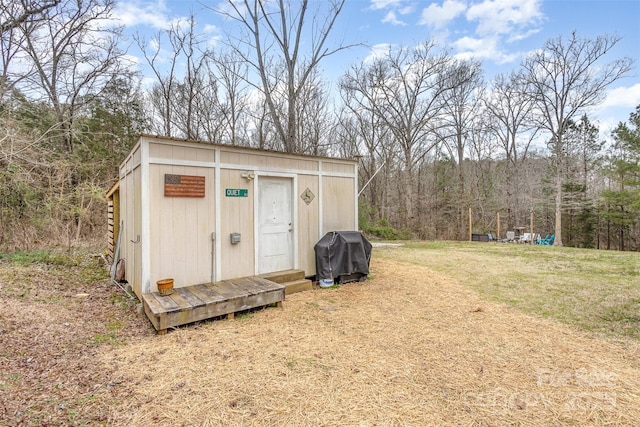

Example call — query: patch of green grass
[236,311,254,320]
[91,332,120,346]
[106,321,124,332]
[90,322,126,346]
[374,242,640,339]
[5,250,80,266]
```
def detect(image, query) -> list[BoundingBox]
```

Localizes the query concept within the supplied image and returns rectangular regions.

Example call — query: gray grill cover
[314,231,372,281]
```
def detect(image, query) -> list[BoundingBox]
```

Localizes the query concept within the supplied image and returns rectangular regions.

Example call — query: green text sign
[225,188,248,197]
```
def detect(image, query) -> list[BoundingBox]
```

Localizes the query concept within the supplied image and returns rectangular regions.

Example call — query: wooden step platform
[142,276,285,334]
[259,269,313,295]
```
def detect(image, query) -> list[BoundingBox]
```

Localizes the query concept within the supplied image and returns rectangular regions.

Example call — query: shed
[116,135,358,300]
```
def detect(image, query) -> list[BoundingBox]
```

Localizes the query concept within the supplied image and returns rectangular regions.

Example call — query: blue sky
[114,0,640,134]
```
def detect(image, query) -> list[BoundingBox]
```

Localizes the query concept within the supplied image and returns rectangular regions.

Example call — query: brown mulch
[0,256,153,425]
[2,254,640,426]
[107,258,640,426]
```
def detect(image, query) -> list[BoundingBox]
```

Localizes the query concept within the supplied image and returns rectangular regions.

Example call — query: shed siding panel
[121,165,143,297]
[221,151,249,166]
[150,142,216,164]
[322,176,356,232]
[220,168,254,279]
[149,164,215,291]
[132,146,141,167]
[196,147,215,163]
[297,174,320,276]
[322,161,354,174]
[301,159,319,171]
[220,150,319,172]
[149,142,173,159]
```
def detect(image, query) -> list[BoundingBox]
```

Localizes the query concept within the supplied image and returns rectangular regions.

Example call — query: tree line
[0,0,638,251]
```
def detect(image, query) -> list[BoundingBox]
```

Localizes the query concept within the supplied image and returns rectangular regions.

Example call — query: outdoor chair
[540,234,555,245]
[519,233,532,243]
[535,234,550,245]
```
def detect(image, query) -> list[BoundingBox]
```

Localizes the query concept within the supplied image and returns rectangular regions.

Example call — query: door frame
[254,173,298,274]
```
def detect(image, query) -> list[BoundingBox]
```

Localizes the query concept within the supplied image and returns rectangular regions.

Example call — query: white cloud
[382,11,407,26]
[583,84,640,133]
[599,83,640,110]
[217,0,252,20]
[364,43,392,63]
[418,0,467,29]
[415,0,543,67]
[113,1,174,30]
[398,6,415,15]
[369,0,404,10]
[203,24,218,34]
[466,0,543,37]
[371,0,415,25]
[451,35,519,63]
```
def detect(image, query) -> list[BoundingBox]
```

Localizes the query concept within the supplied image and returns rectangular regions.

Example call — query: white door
[258,177,294,274]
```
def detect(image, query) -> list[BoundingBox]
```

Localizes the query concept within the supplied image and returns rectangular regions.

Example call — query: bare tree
[191,68,225,142]
[0,0,60,34]
[1,1,62,100]
[218,0,350,153]
[439,59,484,238]
[485,71,538,230]
[173,16,208,140]
[294,67,332,155]
[339,75,393,224]
[136,18,192,138]
[210,51,250,145]
[17,0,127,154]
[8,0,128,246]
[521,32,633,246]
[341,42,453,229]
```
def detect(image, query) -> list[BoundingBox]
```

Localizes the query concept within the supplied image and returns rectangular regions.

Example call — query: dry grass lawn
[99,256,640,426]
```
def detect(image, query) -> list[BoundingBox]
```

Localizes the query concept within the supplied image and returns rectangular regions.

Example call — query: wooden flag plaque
[164,174,205,198]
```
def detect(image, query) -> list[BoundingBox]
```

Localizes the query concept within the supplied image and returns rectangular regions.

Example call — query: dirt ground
[2,254,640,426]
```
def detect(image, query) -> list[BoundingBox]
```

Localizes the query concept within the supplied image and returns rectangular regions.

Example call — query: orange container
[156,278,174,296]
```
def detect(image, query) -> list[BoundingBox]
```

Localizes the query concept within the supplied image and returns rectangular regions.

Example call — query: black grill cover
[314,231,372,281]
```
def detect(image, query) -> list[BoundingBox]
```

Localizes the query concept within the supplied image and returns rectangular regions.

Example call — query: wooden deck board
[223,280,258,297]
[191,284,227,302]
[142,276,285,334]
[210,281,248,298]
[152,294,181,312]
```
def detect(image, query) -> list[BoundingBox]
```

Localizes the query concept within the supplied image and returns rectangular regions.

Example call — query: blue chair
[535,234,550,245]
[540,234,555,245]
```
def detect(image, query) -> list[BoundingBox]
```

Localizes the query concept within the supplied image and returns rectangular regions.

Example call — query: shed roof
[106,180,120,198]
[138,133,359,164]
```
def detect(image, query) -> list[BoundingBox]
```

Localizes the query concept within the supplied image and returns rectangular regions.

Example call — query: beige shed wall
[119,153,143,297]
[297,174,320,275]
[150,141,216,163]
[219,168,255,279]
[322,175,356,232]
[321,161,354,174]
[148,164,215,291]
[220,150,318,172]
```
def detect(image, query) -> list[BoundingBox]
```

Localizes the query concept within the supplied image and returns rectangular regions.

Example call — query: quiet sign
[225,188,248,197]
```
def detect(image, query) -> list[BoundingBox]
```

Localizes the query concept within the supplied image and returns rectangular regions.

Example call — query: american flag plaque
[164,174,205,198]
